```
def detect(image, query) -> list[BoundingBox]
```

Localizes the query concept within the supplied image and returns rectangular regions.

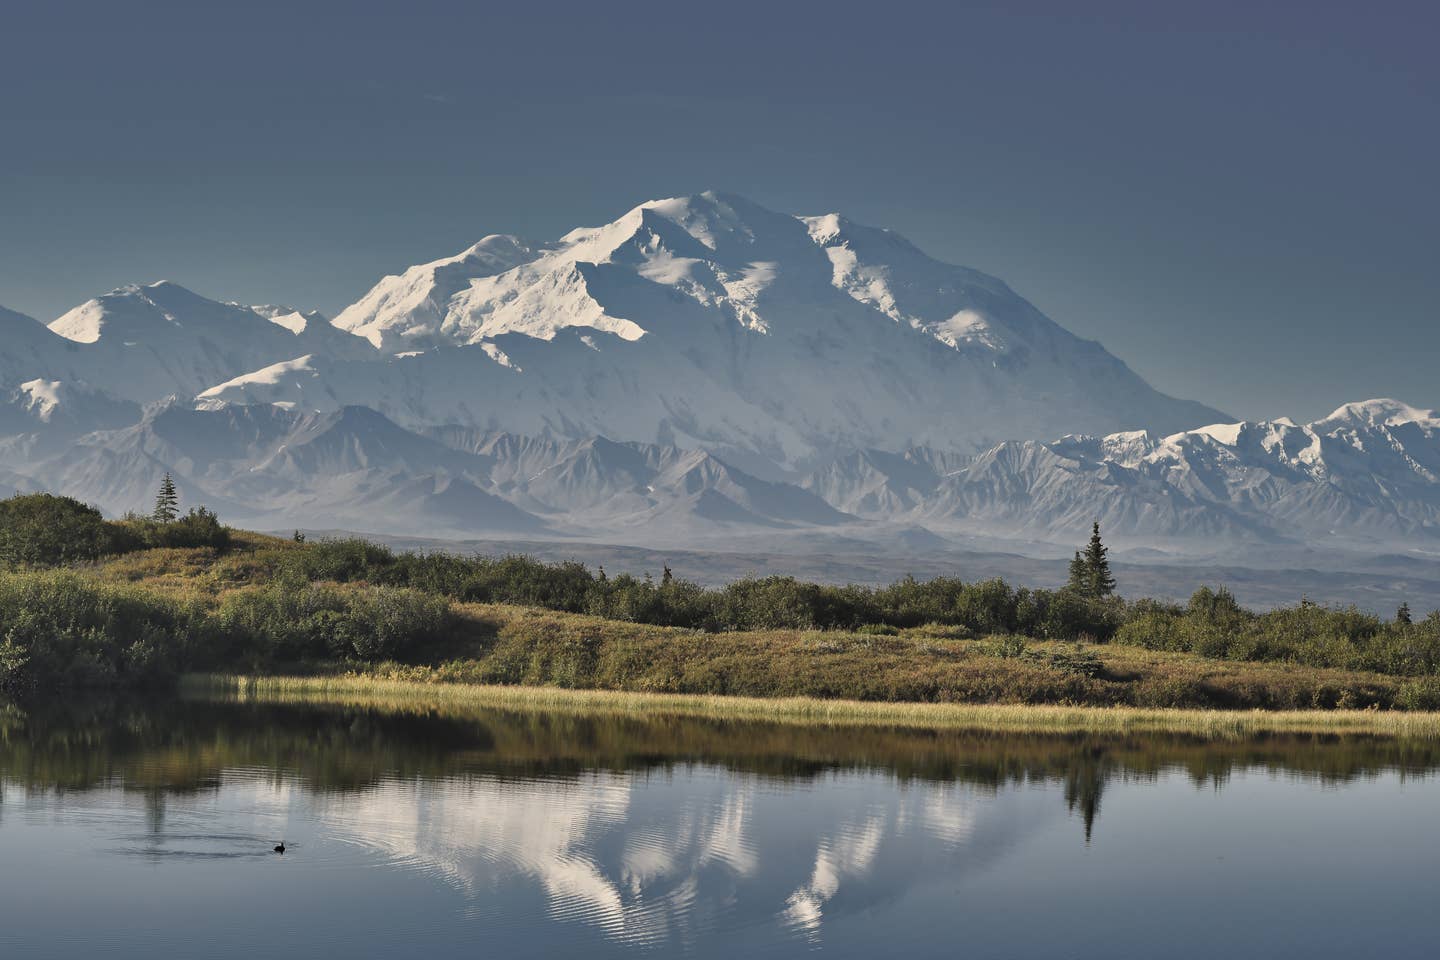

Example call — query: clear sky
[2,0,1435,422]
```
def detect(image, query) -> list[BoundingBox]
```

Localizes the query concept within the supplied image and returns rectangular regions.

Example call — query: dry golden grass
[184,673,1440,739]
[396,602,1405,710]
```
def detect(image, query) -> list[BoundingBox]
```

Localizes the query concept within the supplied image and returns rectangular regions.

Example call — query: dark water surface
[1,696,1437,959]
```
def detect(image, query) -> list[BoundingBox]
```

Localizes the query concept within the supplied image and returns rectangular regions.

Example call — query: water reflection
[2,696,1439,957]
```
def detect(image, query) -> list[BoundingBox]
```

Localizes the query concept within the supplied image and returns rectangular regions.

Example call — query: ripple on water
[105,833,300,861]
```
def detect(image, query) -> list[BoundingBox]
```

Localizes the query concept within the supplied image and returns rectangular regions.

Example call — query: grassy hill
[2,492,1439,713]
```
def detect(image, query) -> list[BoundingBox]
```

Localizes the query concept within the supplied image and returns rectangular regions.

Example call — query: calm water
[1,697,1438,959]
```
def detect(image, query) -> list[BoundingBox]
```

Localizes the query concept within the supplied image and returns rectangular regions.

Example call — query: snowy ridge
[234,191,1227,464]
[5,282,378,405]
[808,402,1440,546]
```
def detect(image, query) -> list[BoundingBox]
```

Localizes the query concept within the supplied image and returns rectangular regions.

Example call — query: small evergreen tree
[152,473,179,524]
[1066,551,1088,594]
[1397,601,1413,626]
[1083,521,1116,599]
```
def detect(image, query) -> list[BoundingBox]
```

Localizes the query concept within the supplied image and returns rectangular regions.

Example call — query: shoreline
[181,674,1440,739]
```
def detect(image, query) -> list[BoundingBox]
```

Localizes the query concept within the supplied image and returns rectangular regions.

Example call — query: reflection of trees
[143,789,166,836]
[1063,753,1106,842]
[2,695,1439,840]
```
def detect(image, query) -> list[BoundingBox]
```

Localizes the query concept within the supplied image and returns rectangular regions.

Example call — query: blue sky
[2,0,1436,421]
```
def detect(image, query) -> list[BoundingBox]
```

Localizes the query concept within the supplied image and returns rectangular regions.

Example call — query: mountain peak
[456,234,531,265]
[141,279,189,292]
[235,192,1230,460]
[1316,398,1438,430]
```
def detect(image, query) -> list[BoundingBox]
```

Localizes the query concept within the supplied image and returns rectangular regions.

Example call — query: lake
[1,695,1437,959]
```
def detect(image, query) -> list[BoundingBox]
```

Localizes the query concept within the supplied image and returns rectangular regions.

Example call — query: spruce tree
[1397,602,1413,626]
[1067,551,1088,594]
[152,472,179,524]
[1082,521,1116,599]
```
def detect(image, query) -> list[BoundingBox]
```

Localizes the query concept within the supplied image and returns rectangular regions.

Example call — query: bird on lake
[274,842,286,854]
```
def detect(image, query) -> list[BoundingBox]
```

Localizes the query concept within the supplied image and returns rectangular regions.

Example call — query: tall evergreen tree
[1397,601,1413,626]
[1082,521,1116,599]
[152,473,179,524]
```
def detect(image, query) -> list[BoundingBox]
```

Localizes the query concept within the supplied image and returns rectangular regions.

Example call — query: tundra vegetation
[1,490,1439,714]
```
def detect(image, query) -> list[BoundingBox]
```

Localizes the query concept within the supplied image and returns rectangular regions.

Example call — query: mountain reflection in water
[1,696,1437,959]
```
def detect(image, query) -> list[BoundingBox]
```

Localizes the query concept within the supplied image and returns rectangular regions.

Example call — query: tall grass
[184,674,1440,739]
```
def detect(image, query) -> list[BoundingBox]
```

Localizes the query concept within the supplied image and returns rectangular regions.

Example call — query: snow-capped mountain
[216,191,1223,466]
[4,193,1222,470]
[2,191,1434,555]
[0,283,376,418]
[43,281,376,403]
[0,379,140,462]
[808,400,1440,547]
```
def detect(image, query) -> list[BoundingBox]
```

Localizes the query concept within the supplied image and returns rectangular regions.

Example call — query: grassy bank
[2,498,1439,715]
[353,601,1420,711]
[184,673,1440,739]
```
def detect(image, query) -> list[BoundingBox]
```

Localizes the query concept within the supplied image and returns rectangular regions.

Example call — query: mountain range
[1,192,1436,558]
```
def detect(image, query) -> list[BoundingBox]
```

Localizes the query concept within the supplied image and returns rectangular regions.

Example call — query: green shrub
[113,508,231,551]
[0,570,204,691]
[984,634,1028,659]
[1108,586,1439,682]
[214,583,449,664]
[0,494,114,567]
[1396,676,1440,711]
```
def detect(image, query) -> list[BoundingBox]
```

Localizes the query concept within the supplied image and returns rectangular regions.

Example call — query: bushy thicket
[1114,586,1440,676]
[0,571,207,692]
[0,494,231,571]
[0,570,452,693]
[112,507,231,551]
[0,493,116,567]
[215,583,448,664]
[257,539,1127,639]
